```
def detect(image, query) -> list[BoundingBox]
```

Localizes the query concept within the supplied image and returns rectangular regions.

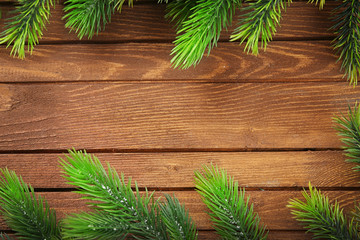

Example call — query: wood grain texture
[0,152,359,188]
[0,2,336,43]
[0,191,359,231]
[0,41,343,82]
[0,83,359,150]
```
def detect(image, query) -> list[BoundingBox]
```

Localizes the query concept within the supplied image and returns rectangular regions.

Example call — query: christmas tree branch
[165,0,196,31]
[61,149,191,239]
[231,0,290,55]
[63,0,133,40]
[331,0,360,86]
[0,0,54,58]
[170,0,240,69]
[288,183,359,239]
[333,102,360,172]
[194,164,268,240]
[160,194,198,240]
[0,168,61,239]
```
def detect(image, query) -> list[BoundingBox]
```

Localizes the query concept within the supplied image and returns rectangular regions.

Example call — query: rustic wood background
[0,0,360,239]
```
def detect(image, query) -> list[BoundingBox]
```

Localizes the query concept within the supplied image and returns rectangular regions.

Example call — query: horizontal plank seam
[0,78,347,84]
[0,37,334,47]
[32,187,360,193]
[0,148,342,154]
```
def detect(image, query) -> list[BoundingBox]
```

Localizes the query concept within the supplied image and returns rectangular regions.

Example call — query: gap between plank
[33,186,360,193]
[0,148,341,155]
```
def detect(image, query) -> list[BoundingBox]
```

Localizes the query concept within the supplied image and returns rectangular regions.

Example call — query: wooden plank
[0,152,358,188]
[0,83,359,150]
[0,41,342,82]
[1,191,359,230]
[0,2,335,43]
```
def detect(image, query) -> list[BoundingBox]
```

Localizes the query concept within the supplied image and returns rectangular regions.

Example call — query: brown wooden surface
[0,151,359,188]
[0,83,359,150]
[0,41,342,82]
[0,0,359,239]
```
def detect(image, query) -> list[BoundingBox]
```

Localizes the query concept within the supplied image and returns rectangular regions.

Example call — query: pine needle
[63,0,133,40]
[331,0,360,86]
[231,0,290,55]
[170,0,240,69]
[333,102,360,173]
[194,164,268,240]
[160,194,198,240]
[0,0,54,59]
[288,183,359,239]
[60,149,168,239]
[0,168,61,239]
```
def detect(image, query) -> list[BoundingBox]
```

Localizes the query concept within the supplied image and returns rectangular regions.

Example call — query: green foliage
[0,0,54,59]
[170,0,240,69]
[331,0,360,86]
[160,194,198,240]
[231,0,289,55]
[165,0,196,31]
[194,164,268,240]
[63,0,133,39]
[0,168,61,239]
[288,183,360,239]
[60,149,197,240]
[60,149,168,239]
[333,102,360,172]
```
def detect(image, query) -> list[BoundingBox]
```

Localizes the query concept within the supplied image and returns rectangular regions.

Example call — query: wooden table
[0,1,359,239]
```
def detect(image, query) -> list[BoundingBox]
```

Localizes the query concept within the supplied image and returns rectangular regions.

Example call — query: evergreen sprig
[60,149,197,239]
[0,168,61,240]
[165,0,196,31]
[288,183,360,239]
[170,0,240,69]
[194,164,268,240]
[63,0,133,39]
[331,0,360,86]
[0,0,54,58]
[231,0,290,55]
[160,194,198,240]
[333,102,360,172]
[60,149,168,239]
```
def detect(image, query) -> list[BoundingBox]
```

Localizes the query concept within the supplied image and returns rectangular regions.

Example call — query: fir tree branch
[0,0,54,59]
[288,183,360,240]
[194,164,268,240]
[331,0,360,86]
[63,0,133,40]
[171,0,240,69]
[160,194,198,240]
[60,149,168,239]
[0,168,61,239]
[230,0,290,55]
[165,0,196,31]
[62,210,133,240]
[333,102,360,172]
